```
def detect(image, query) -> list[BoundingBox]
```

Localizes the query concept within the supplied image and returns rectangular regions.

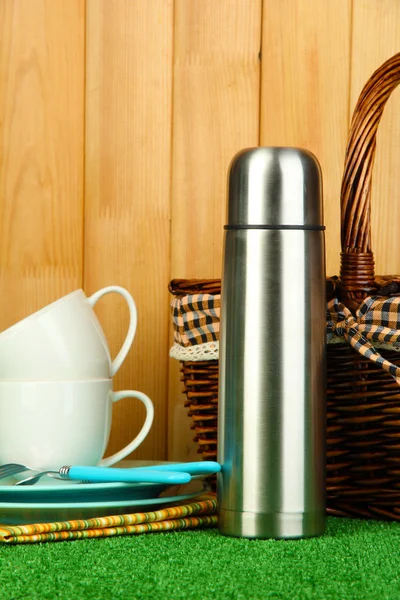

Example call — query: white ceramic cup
[0,379,154,470]
[0,286,137,380]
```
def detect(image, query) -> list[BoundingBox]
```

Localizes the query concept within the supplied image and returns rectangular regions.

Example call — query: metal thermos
[217,147,326,539]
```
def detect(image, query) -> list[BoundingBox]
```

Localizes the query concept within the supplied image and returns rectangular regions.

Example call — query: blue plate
[0,461,205,504]
[0,479,168,503]
[0,481,209,525]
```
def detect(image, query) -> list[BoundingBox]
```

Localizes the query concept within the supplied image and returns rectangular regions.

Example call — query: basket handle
[339,52,400,310]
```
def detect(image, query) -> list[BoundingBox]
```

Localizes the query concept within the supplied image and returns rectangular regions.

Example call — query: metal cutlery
[0,463,31,481]
[15,468,192,486]
[0,460,221,486]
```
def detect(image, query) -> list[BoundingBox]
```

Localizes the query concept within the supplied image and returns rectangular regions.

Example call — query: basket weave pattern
[169,53,400,519]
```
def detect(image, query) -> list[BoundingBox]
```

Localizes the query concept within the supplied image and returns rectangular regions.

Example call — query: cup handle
[98,390,154,467]
[88,285,137,377]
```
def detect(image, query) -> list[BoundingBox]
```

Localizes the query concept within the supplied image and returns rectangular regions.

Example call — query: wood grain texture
[170,0,262,279]
[0,0,85,329]
[85,0,173,461]
[260,0,352,277]
[168,0,262,460]
[350,0,400,276]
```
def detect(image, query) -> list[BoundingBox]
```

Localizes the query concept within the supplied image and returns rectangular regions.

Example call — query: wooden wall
[1,0,399,462]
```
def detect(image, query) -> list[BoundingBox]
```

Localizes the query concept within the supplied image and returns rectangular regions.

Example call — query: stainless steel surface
[218,147,326,539]
[227,147,323,227]
[0,463,29,481]
[15,473,64,486]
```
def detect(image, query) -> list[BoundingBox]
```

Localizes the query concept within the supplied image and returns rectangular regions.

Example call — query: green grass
[1,517,400,599]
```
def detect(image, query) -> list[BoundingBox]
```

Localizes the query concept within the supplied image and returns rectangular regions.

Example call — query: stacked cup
[0,286,154,475]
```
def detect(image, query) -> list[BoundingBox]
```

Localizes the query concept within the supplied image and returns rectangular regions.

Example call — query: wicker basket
[169,53,400,520]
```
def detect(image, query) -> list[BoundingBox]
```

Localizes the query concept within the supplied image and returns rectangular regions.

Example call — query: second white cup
[0,379,154,470]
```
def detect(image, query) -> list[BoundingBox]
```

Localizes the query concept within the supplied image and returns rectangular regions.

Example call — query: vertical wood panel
[350,0,400,275]
[0,0,85,329]
[260,0,352,277]
[168,0,262,460]
[85,0,173,460]
[171,0,262,280]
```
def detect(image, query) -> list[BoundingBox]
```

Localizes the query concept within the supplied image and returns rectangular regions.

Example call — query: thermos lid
[226,147,324,229]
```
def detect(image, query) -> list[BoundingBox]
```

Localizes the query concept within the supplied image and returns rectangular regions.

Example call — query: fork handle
[64,466,191,484]
[132,461,221,475]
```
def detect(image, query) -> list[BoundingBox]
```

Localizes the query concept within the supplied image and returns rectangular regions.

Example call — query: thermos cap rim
[224,224,325,231]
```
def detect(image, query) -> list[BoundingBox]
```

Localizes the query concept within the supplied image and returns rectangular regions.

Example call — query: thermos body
[217,147,326,539]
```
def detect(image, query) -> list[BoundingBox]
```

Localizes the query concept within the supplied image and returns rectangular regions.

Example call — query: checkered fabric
[327,296,400,383]
[171,293,400,383]
[171,294,221,347]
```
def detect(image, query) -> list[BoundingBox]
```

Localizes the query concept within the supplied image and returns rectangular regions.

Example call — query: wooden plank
[0,0,85,329]
[350,0,400,276]
[168,0,262,460]
[171,0,262,279]
[85,0,173,461]
[260,0,352,277]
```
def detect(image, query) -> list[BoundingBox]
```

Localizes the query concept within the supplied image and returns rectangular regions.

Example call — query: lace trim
[170,336,400,362]
[169,342,219,362]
